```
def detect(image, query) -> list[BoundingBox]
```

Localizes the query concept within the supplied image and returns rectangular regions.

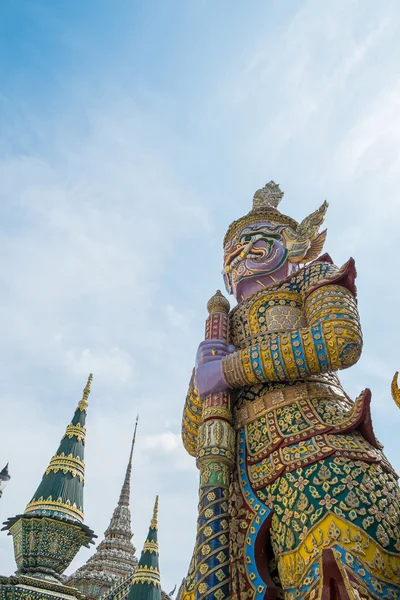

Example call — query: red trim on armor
[306,257,358,298]
[316,253,334,264]
[345,388,398,477]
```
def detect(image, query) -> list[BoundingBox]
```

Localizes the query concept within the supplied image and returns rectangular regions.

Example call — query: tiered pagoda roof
[67,417,139,598]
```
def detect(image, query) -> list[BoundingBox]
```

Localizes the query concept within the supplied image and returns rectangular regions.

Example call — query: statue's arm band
[222,284,363,387]
[181,369,202,457]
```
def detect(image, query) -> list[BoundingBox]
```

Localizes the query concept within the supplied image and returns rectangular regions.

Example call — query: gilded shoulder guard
[301,256,358,299]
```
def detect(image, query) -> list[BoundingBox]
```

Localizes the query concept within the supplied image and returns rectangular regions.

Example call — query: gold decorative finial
[207,290,230,315]
[253,180,284,211]
[391,372,400,409]
[78,373,93,412]
[151,495,159,530]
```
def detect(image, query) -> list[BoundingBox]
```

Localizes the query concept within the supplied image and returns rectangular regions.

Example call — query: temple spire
[67,420,139,597]
[128,496,161,600]
[2,375,96,581]
[25,373,93,523]
[119,415,139,507]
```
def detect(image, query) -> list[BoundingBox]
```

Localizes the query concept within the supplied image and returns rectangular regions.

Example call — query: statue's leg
[233,430,282,600]
[230,481,280,599]
[264,457,400,600]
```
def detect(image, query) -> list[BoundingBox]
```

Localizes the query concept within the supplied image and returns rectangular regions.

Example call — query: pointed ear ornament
[391,372,400,409]
[283,200,329,263]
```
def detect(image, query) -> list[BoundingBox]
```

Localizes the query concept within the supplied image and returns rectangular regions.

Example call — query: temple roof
[24,374,93,524]
[127,496,161,600]
[67,417,139,594]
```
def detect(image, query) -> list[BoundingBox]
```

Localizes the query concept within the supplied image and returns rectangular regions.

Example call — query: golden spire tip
[78,373,93,412]
[151,495,159,530]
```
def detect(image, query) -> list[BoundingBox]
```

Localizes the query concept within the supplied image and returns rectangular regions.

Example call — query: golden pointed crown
[253,181,284,210]
[224,181,298,246]
[224,181,329,264]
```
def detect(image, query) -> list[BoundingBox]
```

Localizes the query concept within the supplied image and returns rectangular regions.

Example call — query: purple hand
[194,340,235,399]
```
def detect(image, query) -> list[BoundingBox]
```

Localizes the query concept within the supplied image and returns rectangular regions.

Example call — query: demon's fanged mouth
[223,233,277,273]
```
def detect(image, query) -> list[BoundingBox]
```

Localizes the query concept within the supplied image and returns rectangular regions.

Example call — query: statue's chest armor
[229,289,307,349]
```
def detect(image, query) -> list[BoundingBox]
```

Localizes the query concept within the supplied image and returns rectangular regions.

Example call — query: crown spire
[128,496,161,600]
[252,180,284,210]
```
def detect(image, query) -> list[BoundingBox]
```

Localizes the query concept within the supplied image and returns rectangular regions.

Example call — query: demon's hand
[194,340,235,399]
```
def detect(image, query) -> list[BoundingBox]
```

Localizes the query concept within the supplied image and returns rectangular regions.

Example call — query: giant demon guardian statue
[180,182,400,600]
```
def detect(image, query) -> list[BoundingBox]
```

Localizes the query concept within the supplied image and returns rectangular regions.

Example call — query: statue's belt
[235,382,342,429]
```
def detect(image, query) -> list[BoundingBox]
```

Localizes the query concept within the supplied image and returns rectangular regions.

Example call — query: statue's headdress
[224,181,328,263]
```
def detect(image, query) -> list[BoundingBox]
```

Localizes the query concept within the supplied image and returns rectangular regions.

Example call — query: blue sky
[1,0,400,592]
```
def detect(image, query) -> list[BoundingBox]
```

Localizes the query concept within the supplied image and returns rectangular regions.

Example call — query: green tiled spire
[128,496,161,600]
[2,375,96,582]
[24,374,92,523]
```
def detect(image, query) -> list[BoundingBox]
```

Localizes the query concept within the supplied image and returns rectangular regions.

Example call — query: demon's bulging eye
[239,233,263,244]
[239,231,281,245]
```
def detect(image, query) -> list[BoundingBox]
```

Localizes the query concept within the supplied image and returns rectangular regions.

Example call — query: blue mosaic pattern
[238,430,271,600]
[195,486,230,600]
[289,328,309,378]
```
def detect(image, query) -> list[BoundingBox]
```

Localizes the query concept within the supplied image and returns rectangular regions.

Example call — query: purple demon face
[223,221,289,296]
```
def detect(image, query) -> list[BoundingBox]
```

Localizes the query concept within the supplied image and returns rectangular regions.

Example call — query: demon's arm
[222,258,362,387]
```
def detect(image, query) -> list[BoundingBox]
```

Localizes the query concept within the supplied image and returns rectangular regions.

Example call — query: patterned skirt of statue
[229,378,400,600]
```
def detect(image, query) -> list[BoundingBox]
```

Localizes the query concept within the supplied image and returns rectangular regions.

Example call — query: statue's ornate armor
[182,255,400,600]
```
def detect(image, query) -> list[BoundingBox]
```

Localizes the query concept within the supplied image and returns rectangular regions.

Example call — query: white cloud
[0,98,208,585]
[65,348,134,384]
[333,82,400,182]
[142,432,194,471]
[165,305,195,330]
